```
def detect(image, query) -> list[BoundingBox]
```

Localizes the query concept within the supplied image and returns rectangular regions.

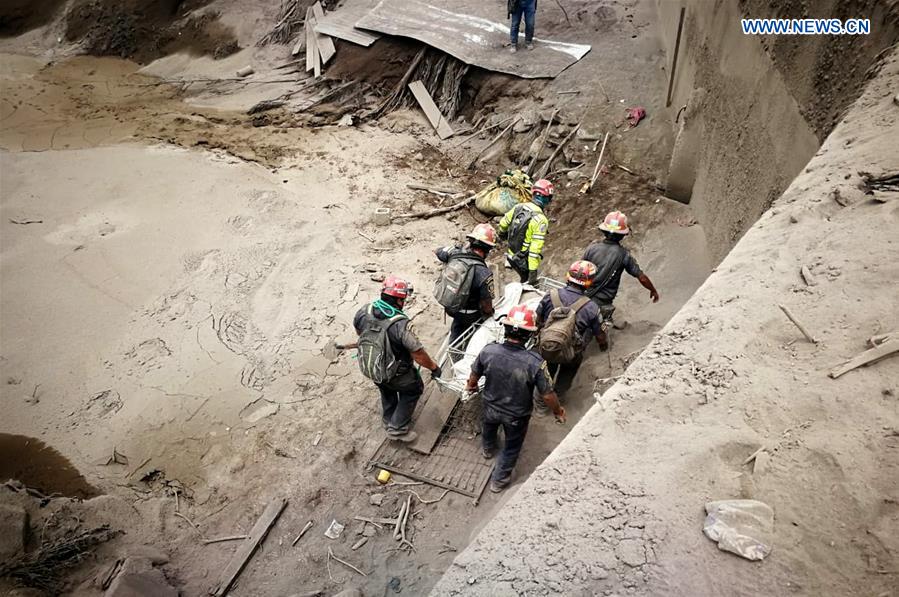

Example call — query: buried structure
[1,0,898,596]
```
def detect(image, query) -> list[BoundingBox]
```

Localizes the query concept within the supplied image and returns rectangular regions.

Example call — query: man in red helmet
[582,211,659,347]
[349,275,442,442]
[535,260,605,399]
[465,304,565,492]
[434,223,497,345]
[498,178,553,285]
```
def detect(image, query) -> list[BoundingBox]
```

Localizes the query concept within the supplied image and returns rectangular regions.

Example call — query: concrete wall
[658,0,820,262]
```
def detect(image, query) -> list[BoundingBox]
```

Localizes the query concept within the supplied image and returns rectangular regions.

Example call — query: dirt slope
[431,47,899,596]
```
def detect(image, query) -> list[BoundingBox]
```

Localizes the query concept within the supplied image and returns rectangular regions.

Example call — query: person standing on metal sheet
[498,178,554,285]
[507,0,538,52]
[535,260,605,402]
[434,224,497,346]
[582,211,660,348]
[465,304,565,493]
[344,275,442,443]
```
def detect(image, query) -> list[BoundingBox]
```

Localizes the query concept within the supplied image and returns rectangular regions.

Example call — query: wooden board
[304,8,315,72]
[407,80,454,140]
[314,6,380,47]
[356,0,591,79]
[311,2,337,64]
[211,498,288,597]
[410,382,460,454]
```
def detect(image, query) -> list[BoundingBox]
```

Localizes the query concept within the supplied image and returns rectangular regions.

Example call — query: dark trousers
[449,312,481,347]
[510,0,537,45]
[548,352,583,397]
[507,254,529,283]
[482,410,531,482]
[376,372,423,435]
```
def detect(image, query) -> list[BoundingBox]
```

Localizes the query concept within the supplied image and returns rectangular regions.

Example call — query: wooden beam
[211,498,288,597]
[666,6,686,108]
[407,80,454,139]
[305,8,315,73]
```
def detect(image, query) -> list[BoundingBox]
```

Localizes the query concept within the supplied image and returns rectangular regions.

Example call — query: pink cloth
[625,107,646,127]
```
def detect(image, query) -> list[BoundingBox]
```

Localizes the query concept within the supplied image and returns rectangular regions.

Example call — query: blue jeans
[510,0,537,46]
[482,409,531,482]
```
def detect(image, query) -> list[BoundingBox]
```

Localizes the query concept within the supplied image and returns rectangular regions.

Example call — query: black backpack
[356,305,404,384]
[434,253,483,314]
[508,204,535,258]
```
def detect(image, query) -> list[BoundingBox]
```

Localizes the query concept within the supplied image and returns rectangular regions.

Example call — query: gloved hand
[431,365,443,380]
[527,270,539,285]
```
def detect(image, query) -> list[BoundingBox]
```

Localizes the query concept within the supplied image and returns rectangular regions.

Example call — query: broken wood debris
[408,80,454,139]
[202,535,249,545]
[777,304,818,344]
[328,547,367,577]
[258,0,306,46]
[580,131,610,194]
[467,117,520,170]
[402,489,450,505]
[311,2,336,64]
[536,122,580,180]
[9,218,43,225]
[351,537,368,550]
[393,494,414,551]
[314,4,380,46]
[406,183,464,198]
[292,520,314,546]
[527,109,559,174]
[211,498,288,597]
[829,338,899,379]
[394,195,475,220]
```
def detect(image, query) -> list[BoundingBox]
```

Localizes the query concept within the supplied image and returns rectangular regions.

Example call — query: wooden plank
[304,8,315,72]
[311,2,336,65]
[315,18,379,47]
[409,383,460,454]
[291,32,304,56]
[829,339,899,379]
[407,80,454,140]
[211,498,288,597]
[666,6,686,107]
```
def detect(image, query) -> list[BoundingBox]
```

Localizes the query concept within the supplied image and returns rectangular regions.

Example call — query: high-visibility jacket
[498,202,549,272]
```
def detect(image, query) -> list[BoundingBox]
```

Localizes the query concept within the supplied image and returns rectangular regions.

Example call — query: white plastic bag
[702,499,773,561]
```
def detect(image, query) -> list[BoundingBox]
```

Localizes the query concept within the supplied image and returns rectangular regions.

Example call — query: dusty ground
[0,2,707,590]
[432,46,899,597]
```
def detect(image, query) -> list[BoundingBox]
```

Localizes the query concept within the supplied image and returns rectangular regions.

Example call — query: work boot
[482,446,497,460]
[525,42,534,50]
[490,475,511,492]
[509,44,518,53]
[387,430,418,443]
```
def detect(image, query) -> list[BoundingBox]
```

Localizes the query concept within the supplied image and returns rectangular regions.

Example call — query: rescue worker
[535,260,605,398]
[582,211,660,349]
[434,223,497,345]
[498,178,554,285]
[465,304,565,492]
[347,275,442,442]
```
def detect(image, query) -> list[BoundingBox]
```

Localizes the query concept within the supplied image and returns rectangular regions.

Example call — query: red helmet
[567,260,597,287]
[501,304,538,332]
[532,178,554,199]
[599,211,629,235]
[467,223,497,248]
[381,275,414,299]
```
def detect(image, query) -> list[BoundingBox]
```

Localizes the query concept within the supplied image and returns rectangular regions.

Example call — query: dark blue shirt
[471,341,553,418]
[536,285,603,346]
[582,239,643,303]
